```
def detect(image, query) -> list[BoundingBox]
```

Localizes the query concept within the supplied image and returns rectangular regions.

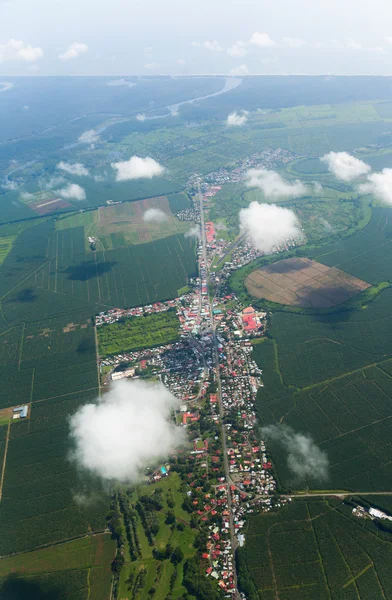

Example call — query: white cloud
[249,32,276,48]
[57,161,89,177]
[245,168,308,200]
[0,38,43,63]
[229,64,250,76]
[79,129,100,144]
[38,175,66,190]
[185,225,200,238]
[144,62,160,70]
[192,40,224,52]
[106,78,136,88]
[346,38,362,50]
[136,113,146,121]
[144,46,153,58]
[20,191,34,201]
[313,182,323,194]
[59,42,88,61]
[227,40,247,57]
[239,202,302,254]
[69,380,185,482]
[143,208,168,223]
[0,82,13,92]
[261,424,329,481]
[176,58,186,65]
[58,183,86,201]
[387,37,392,45]
[358,169,392,205]
[111,156,165,181]
[282,36,306,48]
[2,179,18,191]
[227,110,248,126]
[321,151,371,181]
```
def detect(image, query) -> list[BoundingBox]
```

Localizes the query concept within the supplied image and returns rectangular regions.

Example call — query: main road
[197,180,240,597]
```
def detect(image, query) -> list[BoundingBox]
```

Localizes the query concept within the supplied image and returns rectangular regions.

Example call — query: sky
[1,0,392,76]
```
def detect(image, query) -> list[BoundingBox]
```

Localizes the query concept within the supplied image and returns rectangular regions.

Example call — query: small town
[94,178,301,597]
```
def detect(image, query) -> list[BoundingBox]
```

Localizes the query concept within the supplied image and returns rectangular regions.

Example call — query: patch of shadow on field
[10,288,38,303]
[263,258,313,275]
[77,337,96,354]
[298,284,363,311]
[0,574,61,600]
[64,261,117,281]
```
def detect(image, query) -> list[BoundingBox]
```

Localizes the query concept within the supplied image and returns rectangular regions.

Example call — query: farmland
[240,497,392,600]
[0,534,115,600]
[245,258,370,308]
[98,311,180,358]
[56,194,193,250]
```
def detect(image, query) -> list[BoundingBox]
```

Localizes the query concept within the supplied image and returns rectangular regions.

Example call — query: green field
[56,195,193,251]
[98,310,180,358]
[116,473,197,600]
[240,497,392,600]
[0,534,115,600]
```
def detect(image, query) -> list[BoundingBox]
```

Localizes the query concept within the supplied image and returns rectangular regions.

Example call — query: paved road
[198,180,240,597]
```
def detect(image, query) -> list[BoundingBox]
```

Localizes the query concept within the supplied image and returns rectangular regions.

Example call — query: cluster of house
[187,148,296,191]
[13,405,29,419]
[353,505,392,521]
[95,300,179,327]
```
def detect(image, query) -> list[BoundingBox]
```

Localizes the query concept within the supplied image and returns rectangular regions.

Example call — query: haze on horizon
[1,0,392,77]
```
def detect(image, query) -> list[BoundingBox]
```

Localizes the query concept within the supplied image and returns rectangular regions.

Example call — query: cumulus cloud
[79,129,100,145]
[136,113,146,122]
[57,161,89,177]
[227,40,247,57]
[249,32,276,48]
[59,42,88,61]
[282,36,306,48]
[313,182,323,194]
[144,62,160,70]
[358,169,392,205]
[20,191,34,201]
[239,202,302,254]
[261,424,329,481]
[185,225,200,238]
[245,168,308,200]
[0,82,13,92]
[69,380,185,482]
[39,175,66,190]
[0,38,43,63]
[58,183,86,201]
[111,156,165,181]
[321,151,371,182]
[346,39,362,50]
[143,208,168,223]
[192,40,224,52]
[227,110,248,126]
[1,179,18,191]
[229,64,250,76]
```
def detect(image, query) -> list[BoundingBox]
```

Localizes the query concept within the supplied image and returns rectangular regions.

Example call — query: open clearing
[245,257,371,308]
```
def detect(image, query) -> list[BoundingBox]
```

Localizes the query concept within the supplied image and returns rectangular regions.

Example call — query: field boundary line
[305,502,332,600]
[31,386,99,405]
[0,529,110,561]
[0,420,11,502]
[0,261,49,302]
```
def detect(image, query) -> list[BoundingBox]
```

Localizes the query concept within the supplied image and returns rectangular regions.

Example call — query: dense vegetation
[98,310,180,357]
[242,497,392,599]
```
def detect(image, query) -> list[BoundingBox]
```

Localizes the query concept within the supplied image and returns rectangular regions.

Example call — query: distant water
[168,77,242,115]
[142,77,242,120]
